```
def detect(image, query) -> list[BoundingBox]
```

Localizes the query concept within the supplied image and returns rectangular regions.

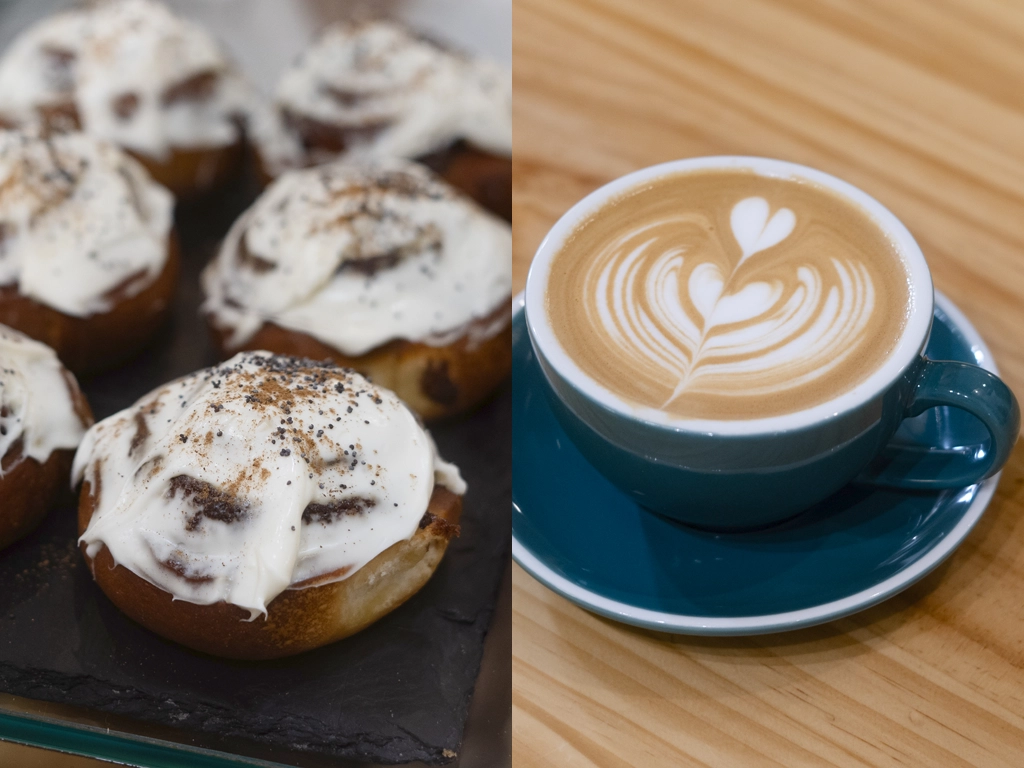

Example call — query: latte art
[547,171,912,419]
[597,196,875,406]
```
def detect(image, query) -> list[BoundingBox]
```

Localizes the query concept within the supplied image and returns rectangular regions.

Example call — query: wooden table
[511,1,1024,764]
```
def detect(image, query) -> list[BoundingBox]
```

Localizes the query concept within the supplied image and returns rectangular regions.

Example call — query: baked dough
[203,159,511,420]
[0,0,253,198]
[252,20,511,219]
[0,130,177,374]
[0,325,92,550]
[74,352,466,658]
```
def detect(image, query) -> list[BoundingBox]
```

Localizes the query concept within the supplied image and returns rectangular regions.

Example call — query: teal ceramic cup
[524,157,1020,530]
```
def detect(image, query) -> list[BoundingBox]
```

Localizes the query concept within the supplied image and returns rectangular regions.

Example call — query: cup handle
[856,359,1020,489]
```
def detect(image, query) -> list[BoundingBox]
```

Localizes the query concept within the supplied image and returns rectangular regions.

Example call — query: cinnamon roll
[0,325,92,551]
[0,129,177,375]
[252,20,511,221]
[0,0,253,199]
[74,352,465,659]
[202,159,512,421]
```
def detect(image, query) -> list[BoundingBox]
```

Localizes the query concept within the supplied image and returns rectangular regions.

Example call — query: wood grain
[512,0,1024,765]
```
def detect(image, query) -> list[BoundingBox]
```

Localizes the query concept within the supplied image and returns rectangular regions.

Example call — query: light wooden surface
[511,1,1024,765]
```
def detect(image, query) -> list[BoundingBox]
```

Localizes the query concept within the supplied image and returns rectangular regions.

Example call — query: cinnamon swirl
[0,325,92,551]
[202,159,512,421]
[252,20,511,221]
[74,352,465,659]
[0,129,177,375]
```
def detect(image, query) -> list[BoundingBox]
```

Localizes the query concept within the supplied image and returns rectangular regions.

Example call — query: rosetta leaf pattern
[665,197,795,405]
[592,195,876,410]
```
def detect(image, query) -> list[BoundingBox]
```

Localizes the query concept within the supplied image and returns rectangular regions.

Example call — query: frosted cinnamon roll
[202,159,512,421]
[0,129,177,375]
[0,325,92,551]
[253,20,511,220]
[0,0,253,198]
[74,352,465,659]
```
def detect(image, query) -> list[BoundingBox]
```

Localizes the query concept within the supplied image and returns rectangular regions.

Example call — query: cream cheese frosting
[0,130,173,317]
[74,352,466,618]
[256,20,511,174]
[0,0,252,160]
[201,158,512,356]
[0,324,89,467]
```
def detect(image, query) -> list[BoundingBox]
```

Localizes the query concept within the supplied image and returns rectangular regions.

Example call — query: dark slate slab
[0,157,511,766]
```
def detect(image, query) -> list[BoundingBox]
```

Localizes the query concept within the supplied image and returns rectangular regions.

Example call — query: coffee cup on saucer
[524,156,1019,530]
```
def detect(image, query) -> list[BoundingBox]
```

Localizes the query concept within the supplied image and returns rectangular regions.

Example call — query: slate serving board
[0,159,511,766]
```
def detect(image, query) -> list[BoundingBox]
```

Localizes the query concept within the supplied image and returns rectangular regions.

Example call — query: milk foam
[547,171,911,420]
[596,196,875,406]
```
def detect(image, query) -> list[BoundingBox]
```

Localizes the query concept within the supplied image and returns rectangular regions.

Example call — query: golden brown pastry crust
[79,479,462,660]
[0,445,74,551]
[419,142,511,223]
[209,300,511,422]
[0,236,180,376]
[128,139,244,201]
[0,374,92,551]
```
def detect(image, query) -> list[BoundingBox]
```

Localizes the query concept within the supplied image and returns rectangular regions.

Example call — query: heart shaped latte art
[588,196,876,408]
[730,197,796,262]
[687,263,781,326]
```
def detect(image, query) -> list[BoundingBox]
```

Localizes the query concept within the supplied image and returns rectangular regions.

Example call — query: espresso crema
[545,170,913,420]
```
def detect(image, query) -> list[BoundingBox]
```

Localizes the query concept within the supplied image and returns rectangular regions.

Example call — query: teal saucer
[512,292,1001,635]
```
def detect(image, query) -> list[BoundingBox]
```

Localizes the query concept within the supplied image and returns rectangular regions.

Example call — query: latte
[545,169,913,420]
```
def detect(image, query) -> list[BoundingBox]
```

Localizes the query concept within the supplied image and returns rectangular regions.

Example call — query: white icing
[201,158,512,356]
[258,20,511,174]
[0,324,88,468]
[74,352,466,618]
[594,196,877,407]
[0,0,252,160]
[247,97,304,173]
[0,10,84,124]
[0,130,173,317]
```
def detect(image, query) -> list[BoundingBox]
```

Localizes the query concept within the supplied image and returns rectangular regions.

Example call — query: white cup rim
[524,156,935,436]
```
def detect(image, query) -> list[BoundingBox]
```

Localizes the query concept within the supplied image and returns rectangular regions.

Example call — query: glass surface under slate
[0,1,512,766]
